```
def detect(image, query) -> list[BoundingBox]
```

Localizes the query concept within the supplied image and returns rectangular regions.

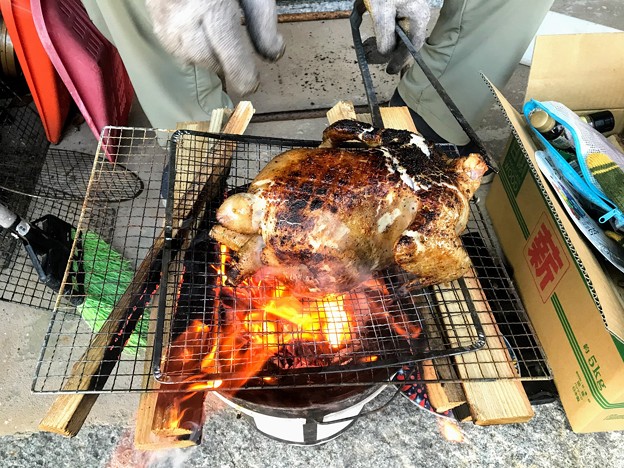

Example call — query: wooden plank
[464,379,533,425]
[149,111,242,439]
[37,394,99,436]
[422,360,466,413]
[462,269,534,425]
[39,103,254,437]
[173,113,225,197]
[380,107,418,133]
[134,112,227,450]
[327,101,356,123]
[133,297,197,450]
[436,266,534,425]
[147,107,251,440]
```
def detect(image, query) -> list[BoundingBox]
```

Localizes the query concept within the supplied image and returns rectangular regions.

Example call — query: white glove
[364,0,431,74]
[146,0,285,95]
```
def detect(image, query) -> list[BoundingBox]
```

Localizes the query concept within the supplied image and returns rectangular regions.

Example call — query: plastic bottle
[529,109,574,150]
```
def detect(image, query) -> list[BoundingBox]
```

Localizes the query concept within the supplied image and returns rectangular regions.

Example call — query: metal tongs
[350,0,497,173]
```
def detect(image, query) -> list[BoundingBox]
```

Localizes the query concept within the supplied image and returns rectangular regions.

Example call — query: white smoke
[106,429,199,468]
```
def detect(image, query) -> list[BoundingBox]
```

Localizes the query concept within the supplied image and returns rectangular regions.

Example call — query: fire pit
[32,126,551,446]
[144,129,493,444]
[216,384,387,445]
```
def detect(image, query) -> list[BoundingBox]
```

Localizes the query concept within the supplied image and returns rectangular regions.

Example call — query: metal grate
[0,81,49,275]
[32,127,551,393]
[0,78,143,310]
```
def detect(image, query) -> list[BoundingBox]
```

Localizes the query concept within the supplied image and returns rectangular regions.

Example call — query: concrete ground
[1,1,624,467]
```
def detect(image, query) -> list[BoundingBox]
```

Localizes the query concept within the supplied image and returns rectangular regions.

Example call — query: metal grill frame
[31,126,552,394]
[151,129,535,390]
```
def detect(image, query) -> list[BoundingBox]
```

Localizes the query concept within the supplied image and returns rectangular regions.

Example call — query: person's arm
[146,0,284,95]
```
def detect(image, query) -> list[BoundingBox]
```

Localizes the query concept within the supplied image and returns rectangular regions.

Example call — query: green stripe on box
[499,171,530,239]
[499,138,530,238]
[612,335,624,363]
[501,139,530,198]
[552,294,624,409]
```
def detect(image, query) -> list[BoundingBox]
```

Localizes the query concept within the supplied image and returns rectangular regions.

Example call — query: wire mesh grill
[0,80,49,275]
[32,126,552,394]
[0,78,143,310]
[0,82,124,312]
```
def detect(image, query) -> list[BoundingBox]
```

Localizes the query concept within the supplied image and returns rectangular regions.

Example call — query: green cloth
[81,0,232,129]
[68,229,148,354]
[397,0,553,145]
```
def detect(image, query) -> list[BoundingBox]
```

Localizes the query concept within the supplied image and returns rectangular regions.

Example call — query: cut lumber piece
[37,394,99,437]
[419,276,466,413]
[463,268,534,425]
[135,113,227,450]
[150,389,208,438]
[173,112,228,197]
[355,113,373,124]
[420,284,467,413]
[436,266,534,425]
[422,360,466,413]
[380,107,418,133]
[39,103,254,437]
[149,111,242,440]
[463,379,533,425]
[326,100,356,123]
[133,282,202,449]
[133,298,198,450]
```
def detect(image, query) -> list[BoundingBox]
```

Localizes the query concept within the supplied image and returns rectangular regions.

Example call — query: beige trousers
[397,0,554,145]
[81,0,232,129]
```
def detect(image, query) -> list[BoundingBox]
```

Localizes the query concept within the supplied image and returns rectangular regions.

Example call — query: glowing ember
[187,380,222,391]
[315,295,352,348]
[437,418,465,443]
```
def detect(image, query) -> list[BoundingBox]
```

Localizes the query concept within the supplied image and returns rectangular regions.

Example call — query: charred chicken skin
[210,119,488,295]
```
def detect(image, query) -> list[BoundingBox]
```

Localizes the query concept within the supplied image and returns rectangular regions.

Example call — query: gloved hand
[364,0,431,74]
[146,0,285,95]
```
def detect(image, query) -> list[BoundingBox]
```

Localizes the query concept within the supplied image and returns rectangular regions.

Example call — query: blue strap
[600,208,620,224]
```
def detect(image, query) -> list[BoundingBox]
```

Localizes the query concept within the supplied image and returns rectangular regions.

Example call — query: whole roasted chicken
[210,120,487,295]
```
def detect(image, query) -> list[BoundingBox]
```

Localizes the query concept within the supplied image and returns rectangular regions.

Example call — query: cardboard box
[485,33,624,433]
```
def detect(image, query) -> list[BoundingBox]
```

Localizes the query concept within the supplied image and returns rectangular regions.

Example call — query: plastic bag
[523,99,624,231]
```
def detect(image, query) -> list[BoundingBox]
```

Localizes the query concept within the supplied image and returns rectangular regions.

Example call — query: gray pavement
[1,395,623,468]
[1,1,624,467]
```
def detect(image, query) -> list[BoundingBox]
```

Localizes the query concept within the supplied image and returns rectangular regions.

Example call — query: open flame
[160,243,421,433]
[200,245,361,375]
